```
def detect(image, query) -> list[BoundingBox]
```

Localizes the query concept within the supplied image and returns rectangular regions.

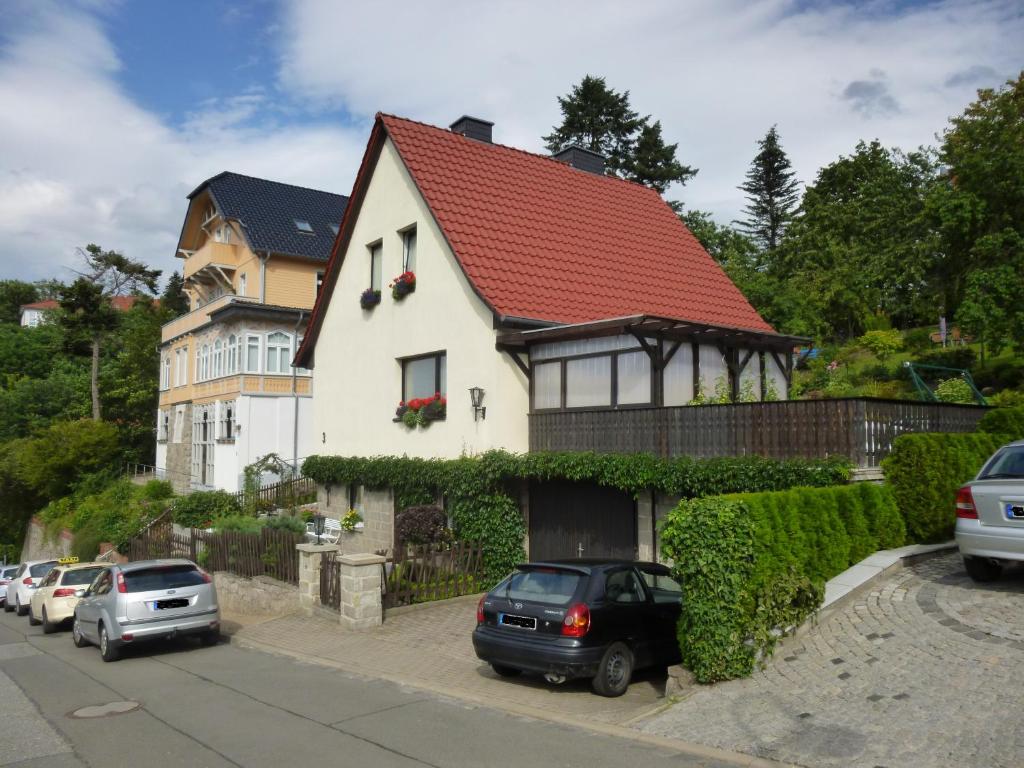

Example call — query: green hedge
[302,451,851,588]
[881,432,1006,543]
[661,483,905,683]
[977,406,1024,439]
[170,490,242,529]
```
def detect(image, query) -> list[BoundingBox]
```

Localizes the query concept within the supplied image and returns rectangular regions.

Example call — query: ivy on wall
[302,450,852,587]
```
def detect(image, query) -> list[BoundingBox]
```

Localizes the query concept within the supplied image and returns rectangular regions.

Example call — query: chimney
[449,116,494,143]
[552,145,605,175]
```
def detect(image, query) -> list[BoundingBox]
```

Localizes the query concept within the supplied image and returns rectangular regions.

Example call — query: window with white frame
[238,273,247,297]
[265,331,291,374]
[160,356,170,390]
[315,271,324,297]
[245,334,261,373]
[198,344,210,381]
[175,347,189,387]
[402,226,417,272]
[191,405,215,486]
[219,400,236,440]
[157,410,169,441]
[294,336,310,376]
[213,339,223,379]
[172,405,185,443]
[214,224,232,243]
[369,241,382,291]
[226,335,239,374]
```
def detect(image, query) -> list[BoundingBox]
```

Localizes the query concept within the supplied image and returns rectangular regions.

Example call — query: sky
[0,0,1020,288]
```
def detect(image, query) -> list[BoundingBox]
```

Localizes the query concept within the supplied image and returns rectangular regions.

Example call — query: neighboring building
[297,113,796,463]
[19,296,144,327]
[156,172,348,492]
[19,300,58,327]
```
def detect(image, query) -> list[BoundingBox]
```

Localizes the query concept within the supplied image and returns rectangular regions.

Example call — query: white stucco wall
[235,395,314,482]
[311,138,529,459]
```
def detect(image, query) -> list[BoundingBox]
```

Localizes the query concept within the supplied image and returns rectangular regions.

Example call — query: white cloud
[279,0,1023,215]
[0,1,365,283]
[0,0,1020,285]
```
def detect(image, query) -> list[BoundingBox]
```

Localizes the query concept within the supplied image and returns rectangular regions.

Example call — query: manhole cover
[68,700,142,719]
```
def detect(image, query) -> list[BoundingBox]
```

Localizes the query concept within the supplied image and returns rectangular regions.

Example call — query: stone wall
[212,571,299,618]
[19,517,72,562]
[165,403,193,487]
[317,484,395,555]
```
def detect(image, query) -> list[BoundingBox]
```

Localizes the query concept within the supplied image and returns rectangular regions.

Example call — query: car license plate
[154,598,189,610]
[1006,504,1024,520]
[498,613,536,630]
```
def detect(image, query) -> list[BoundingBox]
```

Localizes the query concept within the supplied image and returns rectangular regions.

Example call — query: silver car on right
[956,439,1024,582]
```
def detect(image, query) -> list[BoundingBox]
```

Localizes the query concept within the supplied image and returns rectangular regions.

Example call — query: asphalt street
[0,609,739,768]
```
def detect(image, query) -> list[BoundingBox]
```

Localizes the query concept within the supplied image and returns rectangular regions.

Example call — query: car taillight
[22,577,33,585]
[52,588,77,598]
[956,486,978,519]
[476,596,485,624]
[116,572,127,593]
[561,603,590,637]
[200,570,212,584]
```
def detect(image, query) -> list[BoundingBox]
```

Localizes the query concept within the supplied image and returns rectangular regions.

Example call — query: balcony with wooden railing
[528,398,988,468]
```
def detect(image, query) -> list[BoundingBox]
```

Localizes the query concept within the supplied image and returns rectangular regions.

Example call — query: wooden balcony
[183,241,241,280]
[528,398,988,468]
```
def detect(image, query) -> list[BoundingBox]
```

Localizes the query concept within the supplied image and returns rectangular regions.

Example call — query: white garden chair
[306,517,342,545]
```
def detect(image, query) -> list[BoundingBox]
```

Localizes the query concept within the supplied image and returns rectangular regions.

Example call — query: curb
[229,632,795,768]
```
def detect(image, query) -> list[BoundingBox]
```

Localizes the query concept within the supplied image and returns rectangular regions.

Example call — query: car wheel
[99,624,120,662]
[3,599,12,613]
[72,616,89,648]
[28,605,40,626]
[491,664,522,678]
[200,628,220,647]
[15,597,27,617]
[592,642,633,698]
[964,556,1001,583]
[42,607,56,635]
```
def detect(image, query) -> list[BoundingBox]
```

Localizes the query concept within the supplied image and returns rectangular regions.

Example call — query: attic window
[294,219,314,234]
[330,224,339,236]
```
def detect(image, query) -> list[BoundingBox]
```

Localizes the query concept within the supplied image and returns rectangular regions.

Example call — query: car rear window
[61,567,104,586]
[29,562,57,578]
[979,446,1024,480]
[1,567,16,579]
[122,565,206,593]
[500,568,581,606]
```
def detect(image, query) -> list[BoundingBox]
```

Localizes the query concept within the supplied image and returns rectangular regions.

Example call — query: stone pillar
[338,553,385,630]
[296,543,339,615]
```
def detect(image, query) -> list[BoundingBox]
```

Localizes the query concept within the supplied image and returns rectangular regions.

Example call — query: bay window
[266,332,291,374]
[245,334,260,373]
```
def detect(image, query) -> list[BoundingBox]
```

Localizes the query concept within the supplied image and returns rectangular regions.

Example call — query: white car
[956,439,1024,581]
[3,560,58,616]
[0,565,19,606]
[30,560,105,633]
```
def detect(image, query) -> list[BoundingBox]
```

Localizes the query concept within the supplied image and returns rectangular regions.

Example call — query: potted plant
[340,508,363,532]
[390,271,416,300]
[394,393,446,429]
[360,288,381,310]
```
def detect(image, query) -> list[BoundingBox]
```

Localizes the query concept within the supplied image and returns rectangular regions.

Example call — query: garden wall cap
[296,543,341,553]
[339,553,386,566]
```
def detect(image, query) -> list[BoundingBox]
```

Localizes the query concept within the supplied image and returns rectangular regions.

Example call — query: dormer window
[213,224,232,244]
[294,219,314,234]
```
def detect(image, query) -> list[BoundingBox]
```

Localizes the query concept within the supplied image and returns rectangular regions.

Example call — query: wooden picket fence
[127,521,303,585]
[378,541,485,610]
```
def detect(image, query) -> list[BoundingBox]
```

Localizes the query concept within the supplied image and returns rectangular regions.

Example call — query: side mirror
[74,589,86,598]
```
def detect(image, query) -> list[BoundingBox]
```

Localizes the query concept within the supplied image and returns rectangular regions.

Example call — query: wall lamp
[469,386,486,421]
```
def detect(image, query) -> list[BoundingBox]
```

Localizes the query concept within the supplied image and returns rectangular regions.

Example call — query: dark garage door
[529,480,637,561]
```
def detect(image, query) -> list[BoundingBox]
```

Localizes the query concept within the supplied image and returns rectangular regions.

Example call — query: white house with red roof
[296,114,798,463]
[19,295,143,327]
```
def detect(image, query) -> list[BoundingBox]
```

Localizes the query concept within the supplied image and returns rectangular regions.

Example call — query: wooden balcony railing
[528,398,988,468]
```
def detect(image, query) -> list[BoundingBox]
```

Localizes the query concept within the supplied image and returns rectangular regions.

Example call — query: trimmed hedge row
[977,406,1024,439]
[881,432,1006,542]
[661,483,905,683]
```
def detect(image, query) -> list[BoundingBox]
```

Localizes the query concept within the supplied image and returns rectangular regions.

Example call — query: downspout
[259,252,269,304]
[292,310,305,474]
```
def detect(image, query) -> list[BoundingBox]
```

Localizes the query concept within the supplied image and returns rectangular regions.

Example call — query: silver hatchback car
[956,439,1024,582]
[72,559,220,661]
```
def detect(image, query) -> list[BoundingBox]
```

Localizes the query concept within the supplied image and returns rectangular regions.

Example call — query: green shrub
[139,480,174,501]
[210,514,262,533]
[934,377,977,404]
[882,432,1006,542]
[171,490,241,528]
[919,347,976,370]
[988,389,1024,408]
[262,514,306,534]
[858,329,903,360]
[978,407,1024,438]
[449,492,525,587]
[661,483,905,683]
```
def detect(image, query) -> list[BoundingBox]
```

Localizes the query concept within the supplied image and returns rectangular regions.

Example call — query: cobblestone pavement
[234,594,669,727]
[641,552,1024,768]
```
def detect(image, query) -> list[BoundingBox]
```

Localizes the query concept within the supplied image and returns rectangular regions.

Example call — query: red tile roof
[297,114,774,366]
[20,300,59,311]
[381,114,774,333]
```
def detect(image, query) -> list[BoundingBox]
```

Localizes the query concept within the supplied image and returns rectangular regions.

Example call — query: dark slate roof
[188,172,348,262]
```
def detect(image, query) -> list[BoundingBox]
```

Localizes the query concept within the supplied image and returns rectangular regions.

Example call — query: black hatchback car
[472,560,683,697]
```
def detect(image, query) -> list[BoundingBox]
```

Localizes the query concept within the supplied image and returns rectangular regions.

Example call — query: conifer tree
[735,126,800,251]
[622,120,697,193]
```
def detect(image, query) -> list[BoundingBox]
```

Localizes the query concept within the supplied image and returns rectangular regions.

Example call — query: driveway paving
[641,552,1024,768]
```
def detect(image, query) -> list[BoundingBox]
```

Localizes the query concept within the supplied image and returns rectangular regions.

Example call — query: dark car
[472,560,683,697]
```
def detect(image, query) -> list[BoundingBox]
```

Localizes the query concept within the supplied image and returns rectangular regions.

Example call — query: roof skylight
[294,219,314,234]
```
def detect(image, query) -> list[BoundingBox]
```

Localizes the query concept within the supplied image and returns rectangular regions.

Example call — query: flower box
[394,393,446,429]
[390,271,416,300]
[360,289,381,310]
